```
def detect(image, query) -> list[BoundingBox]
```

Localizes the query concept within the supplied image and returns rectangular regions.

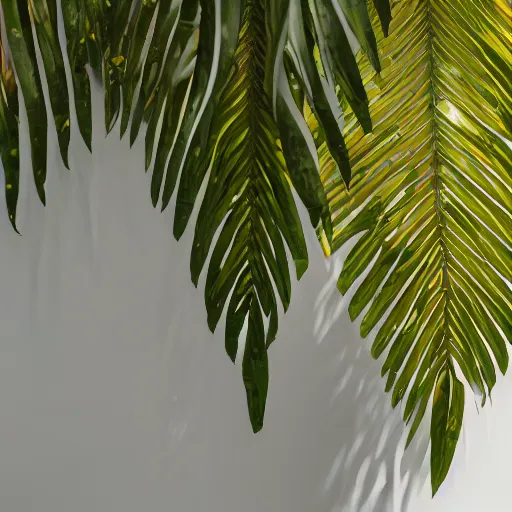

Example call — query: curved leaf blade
[3,0,48,204]
[324,0,511,494]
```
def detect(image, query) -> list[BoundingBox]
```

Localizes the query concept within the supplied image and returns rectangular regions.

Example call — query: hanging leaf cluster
[0,0,510,496]
[0,0,385,430]
[313,0,511,494]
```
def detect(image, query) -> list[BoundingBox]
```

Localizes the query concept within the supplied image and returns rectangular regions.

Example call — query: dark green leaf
[61,0,92,150]
[431,364,464,496]
[3,0,48,204]
[30,0,71,168]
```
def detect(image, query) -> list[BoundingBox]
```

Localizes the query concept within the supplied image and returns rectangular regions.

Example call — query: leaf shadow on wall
[0,107,435,512]
[0,74,433,512]
[260,224,433,512]
[309,243,432,511]
[161,192,434,512]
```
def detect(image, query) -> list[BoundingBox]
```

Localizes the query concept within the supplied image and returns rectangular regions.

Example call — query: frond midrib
[425,0,451,368]
[232,0,273,291]
[330,0,512,426]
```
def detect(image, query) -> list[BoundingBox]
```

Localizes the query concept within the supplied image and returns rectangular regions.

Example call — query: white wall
[0,75,511,512]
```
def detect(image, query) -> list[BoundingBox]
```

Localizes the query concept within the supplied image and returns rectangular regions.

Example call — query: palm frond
[30,0,71,168]
[124,0,180,142]
[0,0,443,455]
[161,0,244,228]
[191,0,309,430]
[320,0,511,494]
[61,0,93,151]
[2,0,48,204]
[0,36,19,231]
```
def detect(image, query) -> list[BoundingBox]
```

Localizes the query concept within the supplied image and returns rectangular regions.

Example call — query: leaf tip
[206,315,217,334]
[295,259,308,280]
[251,421,263,434]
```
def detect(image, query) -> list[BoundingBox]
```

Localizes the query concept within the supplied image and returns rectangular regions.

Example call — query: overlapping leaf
[319,0,511,494]
[0,37,19,231]
[189,0,309,430]
[1,0,507,500]
[61,0,93,151]
[29,0,71,168]
[23,3,505,479]
[2,0,48,204]
[132,0,375,430]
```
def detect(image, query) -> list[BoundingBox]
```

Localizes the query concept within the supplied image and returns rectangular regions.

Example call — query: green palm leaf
[189,0,309,431]
[144,1,199,178]
[29,0,71,168]
[0,39,19,231]
[61,0,93,151]
[2,0,48,205]
[164,0,244,230]
[18,0,512,498]
[321,0,511,494]
[125,0,180,143]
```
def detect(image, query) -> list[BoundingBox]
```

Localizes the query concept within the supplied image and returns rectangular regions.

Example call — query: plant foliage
[0,0,510,496]
[0,0,376,432]
[316,0,511,494]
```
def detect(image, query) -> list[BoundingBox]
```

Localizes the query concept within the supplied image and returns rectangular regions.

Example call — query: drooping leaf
[285,0,350,187]
[119,0,164,137]
[371,0,391,37]
[129,0,182,145]
[308,0,372,132]
[2,0,48,204]
[431,363,464,496]
[172,0,244,239]
[83,0,105,74]
[61,0,93,151]
[0,38,20,231]
[243,298,269,432]
[323,0,511,494]
[336,0,380,72]
[190,0,309,431]
[158,0,219,211]
[147,0,199,201]
[276,76,333,245]
[30,0,71,168]
[102,0,135,133]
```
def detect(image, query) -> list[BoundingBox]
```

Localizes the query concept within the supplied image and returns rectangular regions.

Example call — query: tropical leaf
[22,2,498,478]
[0,36,19,231]
[285,1,351,186]
[308,0,373,133]
[118,0,162,137]
[371,0,391,36]
[336,0,380,72]
[187,0,309,431]
[165,0,244,230]
[2,0,48,204]
[144,0,199,180]
[136,0,377,431]
[123,0,180,141]
[320,0,512,494]
[29,0,71,168]
[61,0,93,151]
[159,0,382,430]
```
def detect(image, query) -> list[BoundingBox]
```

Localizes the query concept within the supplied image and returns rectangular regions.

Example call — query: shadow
[252,220,433,512]
[149,193,434,511]
[302,233,431,511]
[0,43,435,511]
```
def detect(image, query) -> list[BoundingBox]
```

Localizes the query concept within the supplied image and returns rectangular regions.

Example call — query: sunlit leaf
[189,0,309,431]
[323,0,511,494]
